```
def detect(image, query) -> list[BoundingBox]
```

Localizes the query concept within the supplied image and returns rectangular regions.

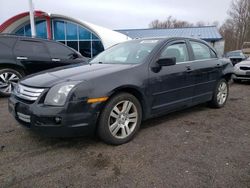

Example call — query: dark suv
[0,35,87,96]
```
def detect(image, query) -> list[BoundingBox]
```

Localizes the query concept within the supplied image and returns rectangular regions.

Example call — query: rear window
[0,43,12,56]
[14,40,49,58]
[0,37,17,56]
[45,41,74,59]
[0,37,17,48]
[190,41,213,60]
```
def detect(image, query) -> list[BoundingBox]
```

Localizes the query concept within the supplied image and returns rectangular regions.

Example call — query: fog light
[55,117,62,124]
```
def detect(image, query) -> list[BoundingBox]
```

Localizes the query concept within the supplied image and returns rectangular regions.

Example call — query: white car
[233,58,250,82]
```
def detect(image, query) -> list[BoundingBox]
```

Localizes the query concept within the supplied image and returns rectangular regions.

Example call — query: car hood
[236,60,250,66]
[20,63,136,88]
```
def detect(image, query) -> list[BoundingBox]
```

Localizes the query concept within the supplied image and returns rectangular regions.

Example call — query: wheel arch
[107,86,149,120]
[0,63,26,76]
[221,73,232,82]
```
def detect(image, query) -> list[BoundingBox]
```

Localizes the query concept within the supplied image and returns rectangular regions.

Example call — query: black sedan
[9,37,234,145]
[0,35,87,96]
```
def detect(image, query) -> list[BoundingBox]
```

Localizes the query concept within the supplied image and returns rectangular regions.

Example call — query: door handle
[52,58,61,62]
[16,56,28,60]
[185,66,192,73]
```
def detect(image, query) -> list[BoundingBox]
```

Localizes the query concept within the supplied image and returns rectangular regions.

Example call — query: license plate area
[15,103,31,123]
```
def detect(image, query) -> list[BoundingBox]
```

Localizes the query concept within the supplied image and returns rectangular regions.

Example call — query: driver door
[148,40,195,115]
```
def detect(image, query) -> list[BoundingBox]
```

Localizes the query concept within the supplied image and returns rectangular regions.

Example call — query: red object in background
[0,10,52,39]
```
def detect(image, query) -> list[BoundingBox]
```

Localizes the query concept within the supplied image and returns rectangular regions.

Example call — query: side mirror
[157,57,176,67]
[151,57,176,73]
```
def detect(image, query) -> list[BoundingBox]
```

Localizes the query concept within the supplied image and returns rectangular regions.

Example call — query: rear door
[45,41,83,67]
[149,40,195,114]
[188,40,222,104]
[14,39,52,74]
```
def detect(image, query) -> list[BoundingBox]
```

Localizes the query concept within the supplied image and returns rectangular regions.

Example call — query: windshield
[227,51,243,57]
[90,39,160,64]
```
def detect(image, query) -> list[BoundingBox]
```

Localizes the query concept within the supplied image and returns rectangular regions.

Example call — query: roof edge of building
[115,25,219,32]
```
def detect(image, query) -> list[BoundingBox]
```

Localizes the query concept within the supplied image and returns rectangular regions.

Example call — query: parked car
[0,34,88,96]
[8,37,233,145]
[233,57,250,83]
[224,50,248,65]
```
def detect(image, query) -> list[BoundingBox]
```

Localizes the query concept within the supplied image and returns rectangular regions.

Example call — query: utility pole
[29,0,36,37]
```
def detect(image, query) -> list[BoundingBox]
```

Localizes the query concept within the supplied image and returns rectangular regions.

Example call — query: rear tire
[209,79,229,108]
[0,68,23,97]
[97,93,142,145]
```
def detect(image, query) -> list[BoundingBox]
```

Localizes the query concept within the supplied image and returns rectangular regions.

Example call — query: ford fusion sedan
[9,37,233,145]
[233,58,250,83]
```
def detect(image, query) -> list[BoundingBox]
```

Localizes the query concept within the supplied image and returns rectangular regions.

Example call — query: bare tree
[149,16,193,29]
[221,0,250,52]
[196,21,206,27]
[220,19,238,52]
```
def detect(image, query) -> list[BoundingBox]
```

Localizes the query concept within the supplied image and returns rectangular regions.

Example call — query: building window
[53,20,65,41]
[15,20,47,39]
[66,22,77,40]
[79,27,91,40]
[14,19,104,58]
[52,19,104,58]
[36,21,47,38]
[92,40,104,57]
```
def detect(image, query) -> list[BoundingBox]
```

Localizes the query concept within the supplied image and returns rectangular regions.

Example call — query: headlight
[44,82,79,106]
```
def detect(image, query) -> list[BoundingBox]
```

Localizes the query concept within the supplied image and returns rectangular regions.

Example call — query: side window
[190,41,212,60]
[160,42,189,63]
[14,40,48,58]
[46,42,74,59]
[0,43,12,56]
[0,37,16,56]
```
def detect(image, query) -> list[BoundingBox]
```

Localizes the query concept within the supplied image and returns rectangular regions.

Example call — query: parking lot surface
[0,83,250,188]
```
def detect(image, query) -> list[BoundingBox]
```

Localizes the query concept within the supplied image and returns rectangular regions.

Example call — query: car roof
[0,33,54,43]
[227,50,242,53]
[130,37,215,51]
[0,33,82,55]
[132,36,207,42]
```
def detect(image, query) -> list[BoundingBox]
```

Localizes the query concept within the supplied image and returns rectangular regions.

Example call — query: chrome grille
[14,84,44,101]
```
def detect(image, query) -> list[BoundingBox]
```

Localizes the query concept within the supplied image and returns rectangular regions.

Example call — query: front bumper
[233,72,250,80]
[8,95,99,137]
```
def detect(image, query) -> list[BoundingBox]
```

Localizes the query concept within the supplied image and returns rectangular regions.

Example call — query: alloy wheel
[0,72,20,94]
[217,82,228,105]
[108,100,138,139]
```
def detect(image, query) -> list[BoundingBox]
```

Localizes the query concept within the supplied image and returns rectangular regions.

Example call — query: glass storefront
[15,20,47,39]
[15,19,104,58]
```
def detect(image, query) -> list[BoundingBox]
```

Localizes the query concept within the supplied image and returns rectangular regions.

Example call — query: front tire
[209,79,229,108]
[97,93,142,145]
[0,68,23,97]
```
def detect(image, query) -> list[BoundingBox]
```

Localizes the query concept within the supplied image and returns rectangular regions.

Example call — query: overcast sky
[0,0,232,30]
